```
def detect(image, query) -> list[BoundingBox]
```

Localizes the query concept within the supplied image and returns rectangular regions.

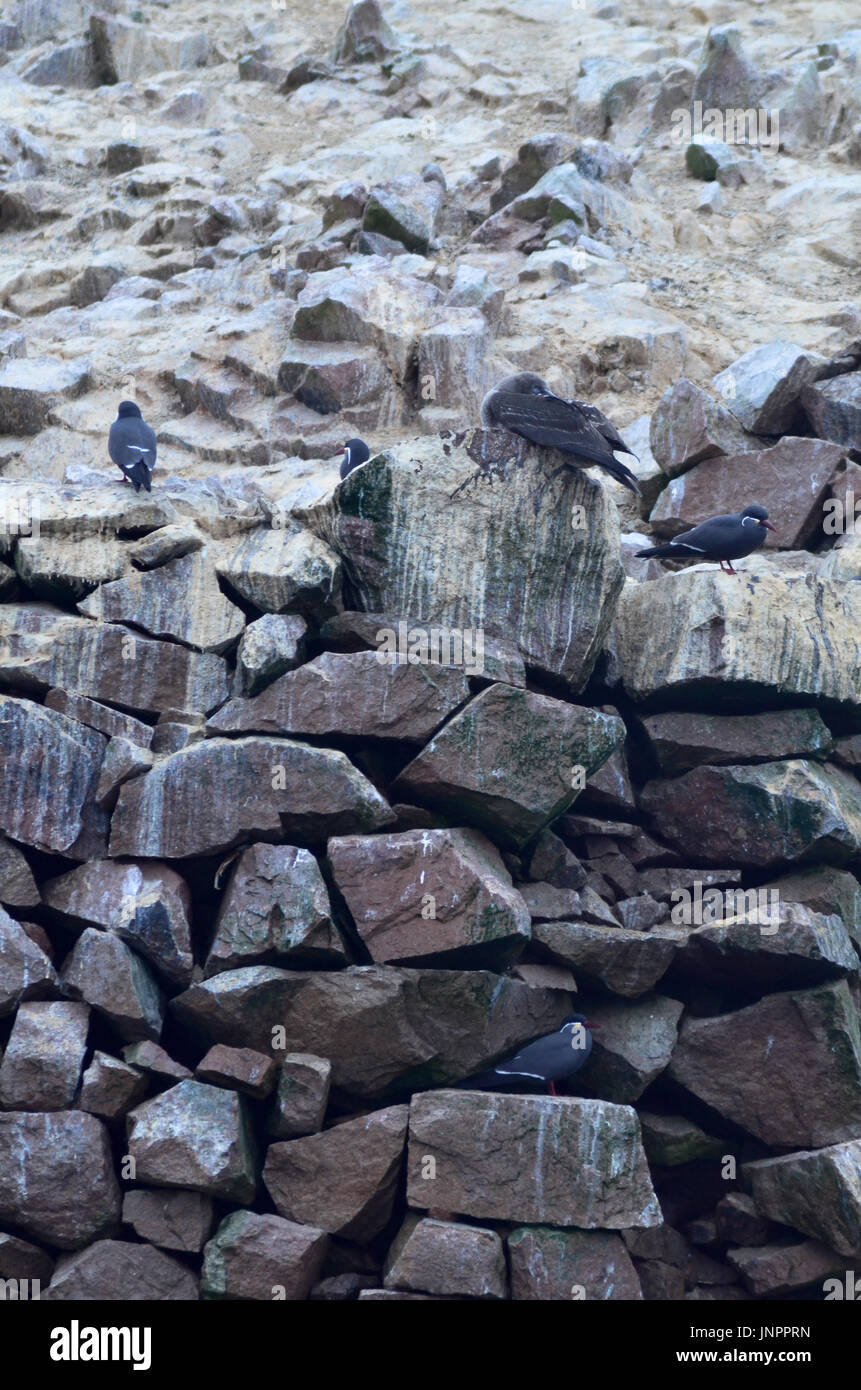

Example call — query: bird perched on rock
[108,401,156,493]
[480,372,641,494]
[456,1014,595,1096]
[339,437,371,480]
[636,505,776,574]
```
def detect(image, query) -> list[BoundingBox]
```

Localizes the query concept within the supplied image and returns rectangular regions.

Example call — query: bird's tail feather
[636,541,698,558]
[599,455,641,495]
[128,461,151,493]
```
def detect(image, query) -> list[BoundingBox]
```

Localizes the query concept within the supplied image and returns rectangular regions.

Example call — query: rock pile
[0,0,859,1301]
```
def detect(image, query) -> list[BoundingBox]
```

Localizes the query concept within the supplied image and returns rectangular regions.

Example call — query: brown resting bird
[480,371,641,494]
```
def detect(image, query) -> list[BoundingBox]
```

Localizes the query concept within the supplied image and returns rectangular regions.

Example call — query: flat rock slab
[674,903,858,988]
[78,549,246,654]
[208,651,468,743]
[110,737,394,858]
[0,602,229,716]
[713,341,827,434]
[127,1080,257,1203]
[0,1110,120,1250]
[508,1226,642,1300]
[326,827,530,968]
[300,431,624,691]
[638,708,833,774]
[744,1141,861,1257]
[263,1104,408,1241]
[616,572,861,720]
[406,1090,661,1229]
[668,980,861,1148]
[534,921,679,998]
[43,1240,198,1300]
[728,1239,853,1297]
[201,1211,328,1301]
[171,965,574,1102]
[640,760,861,868]
[392,684,624,850]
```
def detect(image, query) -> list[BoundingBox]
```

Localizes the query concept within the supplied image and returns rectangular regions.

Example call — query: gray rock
[122,1189,213,1254]
[60,929,164,1043]
[264,1104,408,1241]
[127,1080,257,1203]
[0,1001,89,1110]
[44,1240,198,1300]
[78,1051,148,1120]
[0,355,89,434]
[110,738,394,859]
[579,994,683,1103]
[407,1090,661,1229]
[0,1110,120,1250]
[744,1142,861,1256]
[234,613,308,695]
[713,341,828,434]
[509,1226,642,1300]
[266,1054,332,1139]
[0,908,56,1020]
[204,843,343,976]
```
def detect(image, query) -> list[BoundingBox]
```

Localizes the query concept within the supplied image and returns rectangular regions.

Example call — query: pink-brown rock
[326,827,530,968]
[263,1105,408,1241]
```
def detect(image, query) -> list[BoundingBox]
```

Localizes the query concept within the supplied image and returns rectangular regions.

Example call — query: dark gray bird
[108,401,156,493]
[456,1014,595,1096]
[636,504,776,574]
[339,437,370,480]
[480,371,641,495]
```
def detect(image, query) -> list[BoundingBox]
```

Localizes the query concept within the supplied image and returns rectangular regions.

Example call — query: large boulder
[78,550,246,654]
[0,1111,120,1250]
[263,1105,408,1241]
[615,573,861,722]
[326,827,530,968]
[44,1240,199,1300]
[392,685,625,850]
[0,603,229,715]
[743,1142,861,1256]
[508,1226,642,1300]
[406,1091,661,1228]
[639,761,861,868]
[0,696,106,858]
[171,965,574,1102]
[637,708,833,774]
[208,651,468,743]
[668,981,861,1147]
[110,738,394,858]
[300,431,625,691]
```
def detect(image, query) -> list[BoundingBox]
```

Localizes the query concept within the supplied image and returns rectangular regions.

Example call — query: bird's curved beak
[583,1019,599,1030]
[761,521,776,532]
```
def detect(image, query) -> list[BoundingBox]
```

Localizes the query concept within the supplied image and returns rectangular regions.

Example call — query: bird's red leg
[726,560,737,575]
[718,559,727,573]
[548,1081,558,1097]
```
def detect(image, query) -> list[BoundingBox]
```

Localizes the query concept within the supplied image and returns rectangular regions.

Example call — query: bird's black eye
[532,383,545,395]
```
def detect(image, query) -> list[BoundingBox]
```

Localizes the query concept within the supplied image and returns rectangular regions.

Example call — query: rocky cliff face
[0,0,860,1302]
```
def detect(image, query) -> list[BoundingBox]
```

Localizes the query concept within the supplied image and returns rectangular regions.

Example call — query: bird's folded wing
[489,391,619,467]
[576,402,634,456]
